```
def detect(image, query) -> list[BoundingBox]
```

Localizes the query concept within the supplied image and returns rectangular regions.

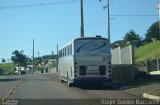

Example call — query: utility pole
[56,44,59,73]
[57,44,58,57]
[157,3,160,35]
[107,0,110,44]
[80,0,84,37]
[38,51,39,58]
[32,38,35,74]
[99,0,110,43]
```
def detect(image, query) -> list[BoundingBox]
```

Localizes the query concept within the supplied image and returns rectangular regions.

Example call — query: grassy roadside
[135,41,160,61]
[0,63,16,75]
[105,76,158,90]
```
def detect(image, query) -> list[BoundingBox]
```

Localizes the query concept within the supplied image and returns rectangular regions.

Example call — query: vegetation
[135,41,160,61]
[111,21,159,49]
[123,29,143,47]
[111,21,160,62]
[34,54,57,73]
[11,50,30,70]
[1,58,6,63]
[0,63,16,75]
[36,66,44,72]
[145,21,160,42]
[111,40,128,48]
[111,29,143,48]
[35,54,57,61]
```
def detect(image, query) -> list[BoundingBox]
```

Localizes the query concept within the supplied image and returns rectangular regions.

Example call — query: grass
[135,41,160,61]
[0,63,16,75]
[120,77,157,88]
[107,74,158,90]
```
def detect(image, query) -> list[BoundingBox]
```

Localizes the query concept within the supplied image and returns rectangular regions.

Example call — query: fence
[111,45,135,82]
[136,59,160,73]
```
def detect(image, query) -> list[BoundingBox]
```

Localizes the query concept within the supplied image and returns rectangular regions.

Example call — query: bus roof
[59,36,108,50]
[74,36,108,41]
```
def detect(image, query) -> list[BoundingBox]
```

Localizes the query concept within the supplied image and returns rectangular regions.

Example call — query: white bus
[58,36,111,87]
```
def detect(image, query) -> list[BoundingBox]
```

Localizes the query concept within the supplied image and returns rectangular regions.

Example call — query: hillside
[135,41,160,61]
[0,63,16,75]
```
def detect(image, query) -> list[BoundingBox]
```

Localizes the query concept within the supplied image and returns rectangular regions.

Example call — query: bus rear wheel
[60,79,64,83]
[68,82,74,87]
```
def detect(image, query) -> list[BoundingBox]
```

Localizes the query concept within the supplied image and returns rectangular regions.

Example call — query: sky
[0,0,159,62]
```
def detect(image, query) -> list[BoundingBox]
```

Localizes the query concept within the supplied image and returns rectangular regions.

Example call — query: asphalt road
[0,74,143,105]
[0,75,18,99]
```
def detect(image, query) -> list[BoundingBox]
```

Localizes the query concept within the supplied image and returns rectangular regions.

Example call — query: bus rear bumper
[74,77,112,83]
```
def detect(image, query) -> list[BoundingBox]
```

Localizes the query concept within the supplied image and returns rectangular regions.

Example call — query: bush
[0,67,4,75]
[0,63,15,75]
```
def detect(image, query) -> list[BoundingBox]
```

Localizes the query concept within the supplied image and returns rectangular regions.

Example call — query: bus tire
[60,79,64,83]
[68,82,73,87]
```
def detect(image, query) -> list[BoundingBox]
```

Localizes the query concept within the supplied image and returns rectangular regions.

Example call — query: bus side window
[68,45,70,55]
[58,51,60,58]
[63,48,65,57]
[64,48,66,57]
[66,47,68,56]
[62,49,64,57]
[69,45,71,55]
[70,44,72,55]
[64,48,66,56]
[68,46,69,56]
[65,47,67,57]
[60,50,62,58]
[66,47,67,56]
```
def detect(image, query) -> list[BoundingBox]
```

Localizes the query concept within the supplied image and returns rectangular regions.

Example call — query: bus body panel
[58,37,112,85]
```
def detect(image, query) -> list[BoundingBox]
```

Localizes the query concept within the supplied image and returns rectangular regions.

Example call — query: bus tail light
[99,66,106,76]
[74,70,77,73]
[74,61,77,75]
[108,66,111,69]
[108,74,111,78]
[108,61,112,77]
[79,66,86,76]
[108,61,111,65]
[74,75,77,77]
[108,68,112,78]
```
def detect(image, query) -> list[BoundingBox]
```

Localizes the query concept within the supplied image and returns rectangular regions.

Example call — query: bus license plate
[88,66,98,71]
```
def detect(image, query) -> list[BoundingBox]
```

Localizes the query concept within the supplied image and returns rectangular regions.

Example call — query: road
[0,74,142,105]
[0,75,18,99]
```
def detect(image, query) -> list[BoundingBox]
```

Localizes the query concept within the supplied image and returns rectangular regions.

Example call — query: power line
[0,0,79,10]
[0,0,98,10]
[0,0,157,17]
[110,15,158,17]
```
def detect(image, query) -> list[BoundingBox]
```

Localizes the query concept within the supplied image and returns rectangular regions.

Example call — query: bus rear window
[74,39,108,54]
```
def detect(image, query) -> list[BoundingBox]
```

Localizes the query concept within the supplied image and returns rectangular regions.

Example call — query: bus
[58,36,111,87]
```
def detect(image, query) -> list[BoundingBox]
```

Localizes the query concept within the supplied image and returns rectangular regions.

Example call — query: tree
[1,58,6,63]
[11,50,28,73]
[145,21,160,42]
[123,29,142,47]
[111,40,128,49]
[35,57,42,68]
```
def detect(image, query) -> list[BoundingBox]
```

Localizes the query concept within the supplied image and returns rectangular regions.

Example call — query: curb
[143,93,160,100]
